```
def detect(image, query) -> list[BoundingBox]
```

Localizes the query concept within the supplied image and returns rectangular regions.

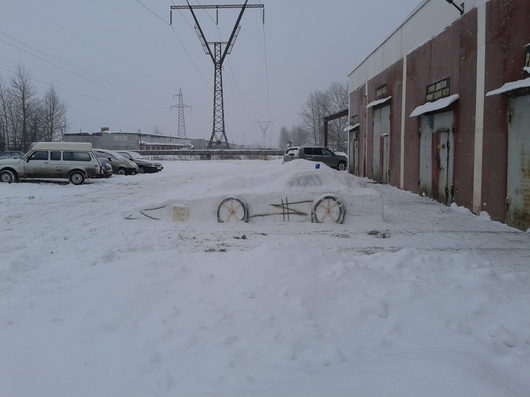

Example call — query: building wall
[349,86,366,175]
[348,0,462,93]
[64,132,191,151]
[346,0,530,228]
[64,133,139,150]
[404,9,478,207]
[365,60,404,187]
[482,0,530,221]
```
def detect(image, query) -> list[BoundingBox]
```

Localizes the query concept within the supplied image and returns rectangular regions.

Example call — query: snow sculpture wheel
[311,195,345,224]
[217,197,249,223]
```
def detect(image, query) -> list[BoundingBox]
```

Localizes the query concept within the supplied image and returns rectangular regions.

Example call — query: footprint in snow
[489,325,516,348]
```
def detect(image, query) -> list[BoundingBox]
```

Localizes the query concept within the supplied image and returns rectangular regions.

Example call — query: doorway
[349,129,359,175]
[372,105,390,182]
[419,111,454,205]
[507,95,530,230]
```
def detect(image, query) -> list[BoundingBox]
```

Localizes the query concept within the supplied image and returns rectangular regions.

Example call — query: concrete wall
[64,132,192,151]
[64,133,139,150]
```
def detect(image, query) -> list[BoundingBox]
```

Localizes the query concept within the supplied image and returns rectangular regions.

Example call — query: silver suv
[283,146,348,170]
[0,142,101,185]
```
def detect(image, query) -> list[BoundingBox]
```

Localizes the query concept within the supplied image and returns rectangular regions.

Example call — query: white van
[0,142,101,185]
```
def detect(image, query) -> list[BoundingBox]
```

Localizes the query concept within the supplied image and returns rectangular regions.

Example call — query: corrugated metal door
[419,111,454,204]
[383,133,390,183]
[372,105,390,182]
[419,114,434,196]
[435,112,454,205]
[354,138,359,175]
[507,95,530,231]
[349,129,359,175]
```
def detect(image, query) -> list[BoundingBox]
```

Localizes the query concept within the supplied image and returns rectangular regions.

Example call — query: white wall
[348,0,479,93]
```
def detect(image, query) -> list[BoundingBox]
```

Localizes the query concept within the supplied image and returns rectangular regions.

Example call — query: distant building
[63,128,193,151]
[346,0,530,230]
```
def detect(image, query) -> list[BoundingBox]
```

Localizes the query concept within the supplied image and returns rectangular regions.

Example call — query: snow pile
[486,77,530,96]
[128,159,382,224]
[208,159,361,195]
[410,94,460,117]
[1,160,529,397]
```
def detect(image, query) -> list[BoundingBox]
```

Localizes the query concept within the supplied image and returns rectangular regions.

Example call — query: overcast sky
[0,0,421,146]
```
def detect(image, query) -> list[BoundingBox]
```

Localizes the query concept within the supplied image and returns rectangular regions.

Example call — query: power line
[5,2,169,104]
[178,0,258,130]
[261,22,272,121]
[0,33,164,110]
[135,0,169,24]
[0,30,165,106]
[18,0,101,54]
[170,1,265,149]
[169,1,252,136]
[0,64,167,112]
[137,0,211,91]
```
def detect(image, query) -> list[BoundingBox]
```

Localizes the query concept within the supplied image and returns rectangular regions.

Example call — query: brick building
[347,0,530,230]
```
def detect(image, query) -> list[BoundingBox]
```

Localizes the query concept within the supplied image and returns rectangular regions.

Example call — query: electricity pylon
[171,1,265,149]
[171,89,191,138]
[256,120,272,148]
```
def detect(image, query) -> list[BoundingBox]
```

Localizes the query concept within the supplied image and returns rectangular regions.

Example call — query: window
[50,151,61,161]
[63,152,91,161]
[29,151,48,161]
[305,148,322,156]
[322,149,333,157]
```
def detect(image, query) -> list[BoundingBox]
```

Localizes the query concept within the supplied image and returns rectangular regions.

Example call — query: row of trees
[279,81,349,152]
[0,66,67,152]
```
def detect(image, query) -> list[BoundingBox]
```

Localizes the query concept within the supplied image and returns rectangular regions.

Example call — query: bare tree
[289,125,309,146]
[10,65,37,151]
[42,86,66,141]
[0,77,8,151]
[278,126,290,149]
[326,81,349,151]
[300,91,329,146]
[279,81,349,150]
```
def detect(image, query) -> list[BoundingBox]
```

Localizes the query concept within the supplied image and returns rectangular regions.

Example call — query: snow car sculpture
[126,160,383,224]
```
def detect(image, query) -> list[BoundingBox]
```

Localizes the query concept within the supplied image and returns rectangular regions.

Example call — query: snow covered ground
[1,159,529,397]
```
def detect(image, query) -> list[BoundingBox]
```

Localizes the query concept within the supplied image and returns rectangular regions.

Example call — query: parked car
[94,149,138,175]
[116,151,163,173]
[0,142,101,185]
[0,151,25,160]
[282,147,299,163]
[98,160,113,178]
[283,146,348,170]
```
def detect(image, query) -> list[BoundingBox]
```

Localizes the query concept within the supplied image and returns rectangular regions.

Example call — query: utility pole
[256,120,272,148]
[171,88,191,138]
[170,1,265,149]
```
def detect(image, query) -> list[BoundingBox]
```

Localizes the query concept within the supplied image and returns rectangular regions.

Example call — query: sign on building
[425,77,451,102]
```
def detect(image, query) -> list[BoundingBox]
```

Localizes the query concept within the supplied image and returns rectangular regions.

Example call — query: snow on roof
[366,96,392,109]
[343,123,360,132]
[524,67,530,74]
[486,77,530,96]
[140,141,191,147]
[410,94,459,117]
